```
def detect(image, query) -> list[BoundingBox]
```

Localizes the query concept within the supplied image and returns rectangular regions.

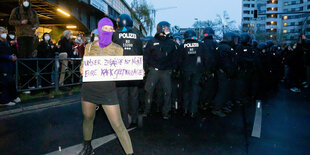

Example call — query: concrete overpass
[0,0,147,39]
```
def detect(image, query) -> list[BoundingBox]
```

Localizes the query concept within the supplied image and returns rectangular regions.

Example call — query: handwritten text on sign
[83,56,143,82]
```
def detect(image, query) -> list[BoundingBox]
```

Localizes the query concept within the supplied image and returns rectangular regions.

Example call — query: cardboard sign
[82,56,143,82]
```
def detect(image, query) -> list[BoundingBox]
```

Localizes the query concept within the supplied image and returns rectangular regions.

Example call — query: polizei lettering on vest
[184,43,199,48]
[119,33,137,39]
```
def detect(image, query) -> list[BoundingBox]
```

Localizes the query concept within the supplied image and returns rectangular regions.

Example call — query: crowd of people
[0,0,95,106]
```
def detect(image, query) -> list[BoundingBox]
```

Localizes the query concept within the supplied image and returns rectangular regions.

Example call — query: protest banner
[82,56,143,82]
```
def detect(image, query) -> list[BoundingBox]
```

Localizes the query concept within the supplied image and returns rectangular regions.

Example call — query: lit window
[270,35,273,38]
[251,24,255,27]
[283,30,287,33]
[283,23,287,26]
[283,16,288,20]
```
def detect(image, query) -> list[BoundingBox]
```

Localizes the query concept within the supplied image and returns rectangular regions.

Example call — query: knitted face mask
[98,17,114,48]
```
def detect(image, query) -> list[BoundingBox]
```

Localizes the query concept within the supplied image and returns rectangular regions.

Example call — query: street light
[57,8,70,17]
[66,25,77,29]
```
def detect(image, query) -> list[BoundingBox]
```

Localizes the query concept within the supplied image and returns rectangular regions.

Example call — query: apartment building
[242,0,310,43]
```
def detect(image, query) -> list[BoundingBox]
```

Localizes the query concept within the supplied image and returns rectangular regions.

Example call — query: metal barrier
[15,53,82,92]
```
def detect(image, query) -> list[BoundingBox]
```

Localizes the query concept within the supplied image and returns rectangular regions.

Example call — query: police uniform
[211,33,238,117]
[179,39,207,115]
[113,28,143,127]
[143,34,178,118]
[200,37,218,107]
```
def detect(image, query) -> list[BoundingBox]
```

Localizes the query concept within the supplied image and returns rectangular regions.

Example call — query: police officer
[252,40,258,49]
[200,27,218,109]
[171,33,182,112]
[178,29,208,118]
[265,40,278,92]
[143,21,178,119]
[113,14,143,127]
[258,42,272,95]
[270,44,284,91]
[211,32,238,117]
[233,32,255,105]
[250,40,263,100]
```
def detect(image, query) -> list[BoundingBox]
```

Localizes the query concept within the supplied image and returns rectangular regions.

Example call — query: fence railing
[15,53,82,92]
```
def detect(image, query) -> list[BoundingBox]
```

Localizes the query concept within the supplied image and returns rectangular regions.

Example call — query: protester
[7,31,18,55]
[58,30,74,86]
[9,0,39,91]
[90,29,99,43]
[75,33,84,45]
[0,27,21,106]
[37,33,56,87]
[79,17,134,155]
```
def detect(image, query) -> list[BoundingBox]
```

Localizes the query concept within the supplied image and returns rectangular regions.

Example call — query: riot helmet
[257,42,267,54]
[183,29,197,40]
[117,14,133,31]
[203,27,215,39]
[240,32,251,45]
[223,32,234,43]
[266,40,274,48]
[252,40,258,48]
[156,21,171,35]
[223,32,239,46]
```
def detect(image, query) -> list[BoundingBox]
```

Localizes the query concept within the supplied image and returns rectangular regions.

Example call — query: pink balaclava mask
[98,17,114,48]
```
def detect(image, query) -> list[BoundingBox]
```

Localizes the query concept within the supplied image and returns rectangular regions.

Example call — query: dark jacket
[178,39,207,72]
[37,41,56,58]
[0,40,15,74]
[9,0,39,37]
[58,36,74,57]
[113,29,143,87]
[217,41,237,78]
[235,43,257,71]
[113,29,143,56]
[144,35,178,70]
[202,37,218,73]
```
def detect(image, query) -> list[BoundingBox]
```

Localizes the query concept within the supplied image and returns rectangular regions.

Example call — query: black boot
[79,140,93,155]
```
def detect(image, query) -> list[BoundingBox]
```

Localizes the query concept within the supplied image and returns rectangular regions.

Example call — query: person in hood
[79,17,134,155]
